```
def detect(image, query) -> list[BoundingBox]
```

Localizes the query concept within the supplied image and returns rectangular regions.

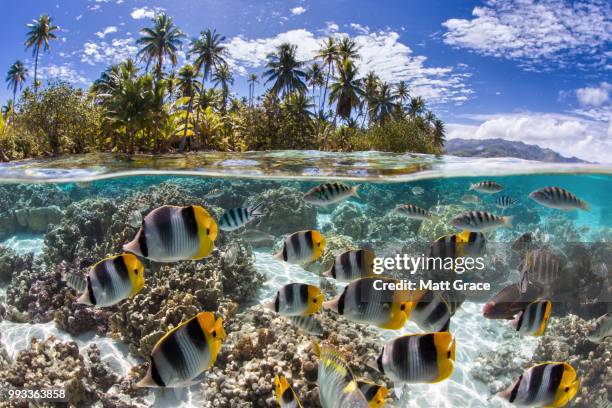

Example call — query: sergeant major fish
[136,312,226,388]
[587,313,612,343]
[498,362,580,407]
[303,182,359,205]
[519,249,565,291]
[373,332,456,384]
[124,205,218,262]
[274,230,326,264]
[64,253,145,307]
[529,186,589,211]
[451,211,512,232]
[219,202,264,231]
[395,204,438,221]
[264,283,324,316]
[274,375,302,408]
[469,180,503,193]
[287,315,324,336]
[323,249,376,282]
[496,195,519,210]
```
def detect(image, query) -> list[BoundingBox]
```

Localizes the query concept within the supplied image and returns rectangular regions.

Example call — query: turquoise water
[0,153,609,407]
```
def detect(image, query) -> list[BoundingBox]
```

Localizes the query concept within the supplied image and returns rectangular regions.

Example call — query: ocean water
[0,152,610,408]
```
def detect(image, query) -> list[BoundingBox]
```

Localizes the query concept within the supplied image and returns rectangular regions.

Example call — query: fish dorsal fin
[152,314,198,351]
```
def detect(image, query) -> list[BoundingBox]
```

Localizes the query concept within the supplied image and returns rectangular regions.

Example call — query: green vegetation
[1,12,447,161]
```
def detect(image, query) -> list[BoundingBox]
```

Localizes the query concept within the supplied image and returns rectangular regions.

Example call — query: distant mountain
[444,138,587,163]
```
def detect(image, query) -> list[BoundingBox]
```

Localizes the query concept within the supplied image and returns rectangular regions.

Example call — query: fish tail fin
[135,369,157,388]
[76,291,92,305]
[249,202,265,217]
[322,267,332,277]
[468,183,475,191]
[263,299,276,311]
[579,200,590,212]
[351,185,360,199]
[510,311,523,329]
[273,250,284,261]
[502,216,513,228]
[365,358,379,372]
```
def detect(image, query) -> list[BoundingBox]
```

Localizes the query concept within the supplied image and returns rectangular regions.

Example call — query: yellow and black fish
[265,283,324,316]
[323,249,376,282]
[498,362,580,407]
[409,289,464,332]
[375,332,455,384]
[274,230,326,264]
[357,380,388,408]
[511,300,551,336]
[136,312,226,388]
[312,339,370,408]
[67,253,144,307]
[124,205,218,262]
[323,277,412,330]
[274,375,302,408]
[427,230,486,271]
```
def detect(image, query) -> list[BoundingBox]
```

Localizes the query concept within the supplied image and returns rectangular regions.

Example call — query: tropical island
[0,12,446,162]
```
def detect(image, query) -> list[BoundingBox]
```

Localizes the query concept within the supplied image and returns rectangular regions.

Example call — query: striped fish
[409,290,464,332]
[274,375,302,408]
[451,210,512,232]
[63,271,87,293]
[469,180,503,193]
[427,230,486,271]
[218,202,264,231]
[303,182,359,205]
[376,332,455,384]
[512,300,551,336]
[287,315,323,336]
[323,277,412,330]
[323,249,376,282]
[274,230,326,264]
[498,362,580,407]
[587,313,612,343]
[123,205,218,262]
[136,312,226,388]
[357,380,388,408]
[529,186,589,211]
[265,283,324,316]
[395,204,438,221]
[312,340,370,408]
[496,195,519,209]
[511,232,535,253]
[72,253,145,307]
[519,249,565,290]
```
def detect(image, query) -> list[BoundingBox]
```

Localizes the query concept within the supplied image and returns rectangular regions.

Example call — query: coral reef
[0,245,33,284]
[417,204,465,242]
[328,202,370,240]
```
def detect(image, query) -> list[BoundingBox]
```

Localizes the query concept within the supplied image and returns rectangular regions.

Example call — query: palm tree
[5,61,28,126]
[284,92,314,118]
[337,37,360,60]
[408,96,425,119]
[248,73,259,107]
[305,63,325,108]
[371,82,397,125]
[25,14,59,92]
[361,71,379,126]
[137,13,185,83]
[432,118,446,149]
[316,37,339,111]
[424,111,436,129]
[394,81,410,106]
[263,43,307,98]
[329,58,363,122]
[189,29,227,85]
[176,65,200,150]
[213,64,234,113]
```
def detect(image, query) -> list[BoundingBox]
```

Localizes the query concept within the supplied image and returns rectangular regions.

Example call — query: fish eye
[212,330,217,338]
[206,228,210,235]
[134,269,138,274]
[400,304,406,311]
[317,242,321,247]
[565,387,569,393]
[447,351,451,358]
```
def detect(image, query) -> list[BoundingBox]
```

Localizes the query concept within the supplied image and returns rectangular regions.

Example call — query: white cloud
[224,26,473,104]
[576,82,611,107]
[37,64,88,85]
[441,0,611,70]
[290,6,306,15]
[94,26,118,39]
[447,112,612,163]
[81,37,138,65]
[130,6,163,20]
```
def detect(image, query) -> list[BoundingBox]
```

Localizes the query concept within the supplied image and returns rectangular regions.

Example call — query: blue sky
[1,0,610,161]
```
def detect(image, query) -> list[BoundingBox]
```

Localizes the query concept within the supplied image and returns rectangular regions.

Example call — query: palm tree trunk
[34,48,40,94]
[11,88,17,128]
[178,97,193,151]
[321,63,332,112]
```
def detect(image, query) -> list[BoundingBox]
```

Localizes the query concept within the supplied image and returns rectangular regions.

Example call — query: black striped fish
[409,289,464,332]
[312,340,370,408]
[529,186,589,211]
[136,312,226,388]
[274,375,302,408]
[357,380,388,408]
[264,283,324,316]
[64,272,87,293]
[303,182,359,205]
[511,300,551,336]
[395,204,439,221]
[274,230,326,264]
[68,253,145,307]
[511,232,535,253]
[427,230,486,270]
[496,195,519,209]
[519,249,565,291]
[469,180,503,193]
[123,205,218,262]
[375,332,455,384]
[451,210,512,232]
[323,249,376,282]
[218,202,264,231]
[323,277,412,330]
[498,362,580,407]
[287,315,323,336]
